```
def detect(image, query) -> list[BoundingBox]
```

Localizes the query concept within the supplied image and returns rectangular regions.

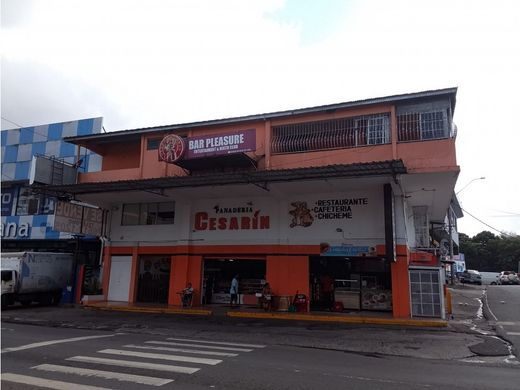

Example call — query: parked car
[480,271,500,285]
[460,270,482,285]
[498,271,520,285]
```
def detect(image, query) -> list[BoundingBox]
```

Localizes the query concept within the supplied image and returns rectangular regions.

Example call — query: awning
[33,159,406,196]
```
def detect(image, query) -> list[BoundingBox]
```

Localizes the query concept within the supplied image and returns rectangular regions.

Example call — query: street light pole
[456,177,485,195]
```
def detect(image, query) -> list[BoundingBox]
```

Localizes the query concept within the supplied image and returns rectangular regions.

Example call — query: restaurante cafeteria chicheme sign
[159,129,256,163]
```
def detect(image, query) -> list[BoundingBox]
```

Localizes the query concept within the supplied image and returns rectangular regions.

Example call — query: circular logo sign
[158,134,185,163]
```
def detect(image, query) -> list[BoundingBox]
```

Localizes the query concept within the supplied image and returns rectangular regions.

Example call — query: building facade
[1,118,104,298]
[42,89,461,318]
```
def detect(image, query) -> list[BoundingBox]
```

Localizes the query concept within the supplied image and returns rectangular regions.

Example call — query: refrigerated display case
[333,276,360,310]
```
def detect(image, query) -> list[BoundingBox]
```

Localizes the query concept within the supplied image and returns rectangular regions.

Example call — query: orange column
[266,255,309,300]
[391,255,411,318]
[169,254,203,306]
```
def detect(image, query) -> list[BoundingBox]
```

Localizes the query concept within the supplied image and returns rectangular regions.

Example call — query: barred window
[397,110,448,141]
[271,114,390,154]
[121,202,175,225]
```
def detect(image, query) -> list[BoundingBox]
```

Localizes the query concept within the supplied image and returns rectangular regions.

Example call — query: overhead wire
[460,207,515,237]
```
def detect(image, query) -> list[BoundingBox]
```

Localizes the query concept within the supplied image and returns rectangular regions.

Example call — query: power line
[460,207,515,237]
[1,116,23,128]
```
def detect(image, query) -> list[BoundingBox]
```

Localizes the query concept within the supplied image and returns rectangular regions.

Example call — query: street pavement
[1,284,516,363]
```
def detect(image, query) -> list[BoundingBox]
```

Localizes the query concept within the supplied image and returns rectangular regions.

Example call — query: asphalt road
[2,322,519,390]
[485,285,520,356]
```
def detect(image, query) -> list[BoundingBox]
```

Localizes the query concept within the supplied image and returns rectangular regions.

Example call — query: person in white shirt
[230,275,239,307]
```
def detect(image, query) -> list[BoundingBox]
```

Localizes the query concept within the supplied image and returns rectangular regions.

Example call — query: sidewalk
[82,299,448,328]
[1,284,513,362]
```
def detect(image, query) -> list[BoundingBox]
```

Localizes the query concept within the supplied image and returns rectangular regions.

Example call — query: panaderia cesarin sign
[194,204,270,231]
[159,129,256,163]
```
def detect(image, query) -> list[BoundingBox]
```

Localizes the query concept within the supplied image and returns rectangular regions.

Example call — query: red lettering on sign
[194,212,208,230]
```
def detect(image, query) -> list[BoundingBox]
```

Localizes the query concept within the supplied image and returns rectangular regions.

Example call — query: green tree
[460,231,520,272]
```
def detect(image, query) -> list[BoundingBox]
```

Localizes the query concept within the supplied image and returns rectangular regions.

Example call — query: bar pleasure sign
[159,129,256,163]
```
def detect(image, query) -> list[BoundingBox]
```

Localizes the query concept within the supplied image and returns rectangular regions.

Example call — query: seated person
[181,282,194,307]
[261,282,272,311]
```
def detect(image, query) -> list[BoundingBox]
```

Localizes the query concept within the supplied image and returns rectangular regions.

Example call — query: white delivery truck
[1,252,74,308]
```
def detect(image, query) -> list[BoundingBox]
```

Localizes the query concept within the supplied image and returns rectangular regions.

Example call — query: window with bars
[410,269,442,317]
[397,110,448,141]
[271,114,390,154]
[413,206,429,248]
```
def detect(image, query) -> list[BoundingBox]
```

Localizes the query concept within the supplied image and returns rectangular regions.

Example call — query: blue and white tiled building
[1,118,103,244]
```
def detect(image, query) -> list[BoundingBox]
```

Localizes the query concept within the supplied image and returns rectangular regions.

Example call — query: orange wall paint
[266,255,310,301]
[397,138,457,172]
[391,257,411,318]
[101,141,141,170]
[168,255,203,306]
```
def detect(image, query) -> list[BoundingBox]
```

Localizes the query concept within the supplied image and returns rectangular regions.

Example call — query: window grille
[410,269,442,317]
[413,206,429,248]
[271,114,390,154]
[397,110,448,141]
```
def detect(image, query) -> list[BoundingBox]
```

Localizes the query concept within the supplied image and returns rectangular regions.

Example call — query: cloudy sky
[2,0,519,237]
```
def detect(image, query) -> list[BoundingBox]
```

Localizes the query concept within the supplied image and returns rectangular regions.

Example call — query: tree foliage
[459,231,520,272]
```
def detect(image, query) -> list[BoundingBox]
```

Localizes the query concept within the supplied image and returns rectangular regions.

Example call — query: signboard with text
[53,201,103,236]
[159,129,256,163]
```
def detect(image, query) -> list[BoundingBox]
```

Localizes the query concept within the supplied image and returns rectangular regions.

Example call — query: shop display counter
[334,278,360,310]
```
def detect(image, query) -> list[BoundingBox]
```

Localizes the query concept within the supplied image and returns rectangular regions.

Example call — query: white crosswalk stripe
[32,363,173,386]
[67,355,200,374]
[124,343,239,357]
[147,340,254,352]
[4,336,266,388]
[166,337,266,348]
[1,372,113,390]
[99,348,223,365]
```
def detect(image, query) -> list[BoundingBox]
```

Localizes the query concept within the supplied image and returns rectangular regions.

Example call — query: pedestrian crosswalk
[2,336,266,388]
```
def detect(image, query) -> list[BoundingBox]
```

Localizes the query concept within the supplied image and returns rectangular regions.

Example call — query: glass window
[122,203,140,225]
[16,187,40,215]
[122,202,175,226]
[157,202,175,224]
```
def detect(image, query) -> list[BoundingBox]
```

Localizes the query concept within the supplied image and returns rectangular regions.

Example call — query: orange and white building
[44,87,461,319]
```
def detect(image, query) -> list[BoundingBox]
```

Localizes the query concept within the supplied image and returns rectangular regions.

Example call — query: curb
[85,304,213,316]
[83,303,447,327]
[226,311,448,327]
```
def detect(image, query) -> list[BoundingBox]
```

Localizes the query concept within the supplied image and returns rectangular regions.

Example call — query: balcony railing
[397,110,450,142]
[271,114,390,154]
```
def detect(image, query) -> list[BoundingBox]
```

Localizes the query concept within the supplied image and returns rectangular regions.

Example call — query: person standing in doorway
[230,275,239,307]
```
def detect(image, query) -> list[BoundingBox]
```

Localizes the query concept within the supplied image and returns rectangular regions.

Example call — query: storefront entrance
[203,258,266,306]
[310,256,392,312]
[136,255,171,303]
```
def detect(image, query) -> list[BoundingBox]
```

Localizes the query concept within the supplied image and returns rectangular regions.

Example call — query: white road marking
[497,321,517,326]
[32,364,173,386]
[1,333,120,354]
[167,337,266,348]
[1,372,113,390]
[506,332,520,336]
[67,356,199,374]
[149,341,253,352]
[126,344,238,357]
[99,348,222,365]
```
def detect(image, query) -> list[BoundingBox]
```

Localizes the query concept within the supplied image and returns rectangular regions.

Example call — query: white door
[107,256,132,302]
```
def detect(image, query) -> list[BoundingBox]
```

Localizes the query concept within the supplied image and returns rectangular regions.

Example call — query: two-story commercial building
[39,88,461,319]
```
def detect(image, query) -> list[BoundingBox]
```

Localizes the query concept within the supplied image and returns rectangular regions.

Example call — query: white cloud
[1,0,519,235]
